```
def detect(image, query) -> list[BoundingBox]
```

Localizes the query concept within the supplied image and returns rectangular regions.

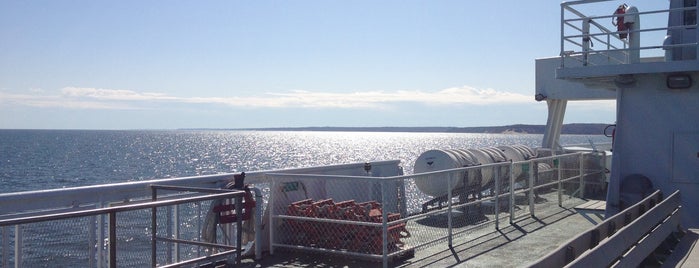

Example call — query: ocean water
[0,129,610,194]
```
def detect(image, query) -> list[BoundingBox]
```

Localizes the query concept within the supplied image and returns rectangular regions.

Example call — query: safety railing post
[268,175,275,255]
[494,167,501,230]
[529,160,536,218]
[151,187,158,267]
[235,195,243,265]
[509,161,516,224]
[166,205,173,263]
[97,202,106,268]
[447,173,453,249]
[381,178,389,268]
[579,153,586,199]
[14,225,22,268]
[582,18,591,66]
[89,215,97,268]
[174,204,180,263]
[557,157,563,207]
[109,211,117,268]
[196,201,202,257]
[560,3,566,68]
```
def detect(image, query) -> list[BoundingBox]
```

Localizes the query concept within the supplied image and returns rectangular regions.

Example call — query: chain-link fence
[267,151,607,267]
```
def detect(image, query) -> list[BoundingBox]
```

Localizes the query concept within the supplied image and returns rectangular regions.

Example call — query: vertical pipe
[109,212,117,268]
[447,173,453,248]
[166,206,172,263]
[151,188,157,267]
[269,177,275,255]
[196,201,202,257]
[529,160,536,218]
[579,153,586,199]
[235,196,243,265]
[89,215,96,268]
[173,204,180,263]
[582,18,591,66]
[557,157,563,207]
[97,203,106,268]
[381,179,388,268]
[14,225,22,268]
[607,33,612,64]
[494,166,501,230]
[560,3,566,68]
[509,161,516,224]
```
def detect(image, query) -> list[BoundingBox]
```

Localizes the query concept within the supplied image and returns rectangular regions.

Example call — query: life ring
[202,175,257,256]
[613,4,628,39]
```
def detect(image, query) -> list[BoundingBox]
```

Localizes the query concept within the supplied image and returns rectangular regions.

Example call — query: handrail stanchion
[557,156,563,207]
[109,211,117,268]
[196,201,202,258]
[381,178,389,268]
[151,187,158,267]
[15,225,22,268]
[97,202,106,268]
[88,215,97,268]
[509,161,516,224]
[529,160,536,218]
[235,195,243,265]
[582,18,591,66]
[494,167,501,230]
[166,205,173,263]
[174,204,180,263]
[269,175,275,255]
[579,152,585,199]
[447,172,453,245]
[560,3,566,68]
[447,171,460,262]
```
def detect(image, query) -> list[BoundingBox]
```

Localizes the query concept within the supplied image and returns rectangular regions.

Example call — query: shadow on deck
[238,202,603,268]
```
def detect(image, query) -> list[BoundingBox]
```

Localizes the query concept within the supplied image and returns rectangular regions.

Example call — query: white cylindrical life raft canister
[413,145,536,197]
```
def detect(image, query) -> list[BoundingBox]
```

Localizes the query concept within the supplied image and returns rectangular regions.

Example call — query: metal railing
[266,151,606,268]
[531,189,682,267]
[560,0,698,68]
[0,186,248,268]
[0,161,396,267]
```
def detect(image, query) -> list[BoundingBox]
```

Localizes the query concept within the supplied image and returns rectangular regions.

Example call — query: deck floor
[237,197,605,268]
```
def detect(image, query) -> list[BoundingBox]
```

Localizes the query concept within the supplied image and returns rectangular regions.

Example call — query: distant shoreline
[181,123,611,135]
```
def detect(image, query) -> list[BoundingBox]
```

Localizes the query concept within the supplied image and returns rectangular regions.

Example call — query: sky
[0,1,670,130]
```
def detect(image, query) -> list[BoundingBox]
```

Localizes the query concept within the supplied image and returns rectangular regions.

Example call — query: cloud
[61,87,175,101]
[0,91,140,109]
[1,86,533,110]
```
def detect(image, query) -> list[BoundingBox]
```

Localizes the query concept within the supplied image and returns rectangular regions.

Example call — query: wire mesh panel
[0,189,247,268]
[269,174,412,260]
[113,208,162,267]
[1,226,9,266]
[510,161,534,220]
[17,217,94,267]
[173,201,209,261]
[557,153,586,208]
[403,172,464,251]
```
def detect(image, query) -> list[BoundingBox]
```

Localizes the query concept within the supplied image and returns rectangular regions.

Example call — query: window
[685,0,697,26]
